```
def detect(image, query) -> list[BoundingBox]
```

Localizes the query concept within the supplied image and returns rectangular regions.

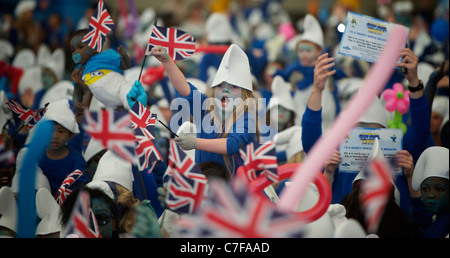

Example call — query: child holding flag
[150,44,259,177]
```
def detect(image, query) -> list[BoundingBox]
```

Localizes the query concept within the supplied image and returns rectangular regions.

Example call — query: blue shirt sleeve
[301,106,323,153]
[403,95,433,163]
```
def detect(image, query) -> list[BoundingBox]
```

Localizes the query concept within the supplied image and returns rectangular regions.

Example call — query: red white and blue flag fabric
[6,100,47,129]
[54,169,85,207]
[165,138,207,214]
[82,0,115,52]
[61,190,102,238]
[83,108,136,164]
[129,100,157,140]
[129,101,163,172]
[239,141,278,182]
[360,158,394,234]
[176,179,305,238]
[147,24,196,61]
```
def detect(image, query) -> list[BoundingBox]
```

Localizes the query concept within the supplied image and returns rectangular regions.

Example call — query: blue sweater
[301,95,433,217]
[410,197,449,238]
[38,145,89,196]
[181,83,257,176]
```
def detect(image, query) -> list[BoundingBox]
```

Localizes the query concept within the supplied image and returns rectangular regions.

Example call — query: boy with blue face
[410,147,449,238]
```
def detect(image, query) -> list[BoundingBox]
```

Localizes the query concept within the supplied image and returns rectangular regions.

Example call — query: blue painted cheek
[72,53,82,64]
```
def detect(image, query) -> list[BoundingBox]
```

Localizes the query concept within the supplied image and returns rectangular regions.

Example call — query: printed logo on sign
[366,22,387,35]
[358,133,380,144]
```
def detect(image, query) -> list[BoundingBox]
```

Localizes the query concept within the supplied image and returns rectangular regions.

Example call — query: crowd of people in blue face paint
[0,0,448,238]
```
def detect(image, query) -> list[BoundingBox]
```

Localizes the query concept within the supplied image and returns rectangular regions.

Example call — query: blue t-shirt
[38,145,89,196]
[181,83,257,176]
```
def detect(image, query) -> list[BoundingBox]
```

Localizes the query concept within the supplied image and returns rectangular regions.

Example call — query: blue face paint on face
[420,177,450,215]
[72,53,82,64]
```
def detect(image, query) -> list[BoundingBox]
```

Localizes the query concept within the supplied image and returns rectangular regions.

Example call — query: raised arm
[307,53,336,111]
[150,46,191,97]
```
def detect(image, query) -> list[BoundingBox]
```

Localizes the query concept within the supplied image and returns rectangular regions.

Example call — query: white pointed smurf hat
[0,187,18,236]
[35,188,61,236]
[42,99,79,134]
[89,150,134,193]
[412,146,449,191]
[268,75,295,112]
[299,14,324,49]
[210,44,253,92]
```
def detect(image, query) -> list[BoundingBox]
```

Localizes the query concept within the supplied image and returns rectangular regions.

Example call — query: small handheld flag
[147,24,196,61]
[82,0,115,52]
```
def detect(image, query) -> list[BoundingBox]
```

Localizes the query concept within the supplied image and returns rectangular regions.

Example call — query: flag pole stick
[138,54,148,81]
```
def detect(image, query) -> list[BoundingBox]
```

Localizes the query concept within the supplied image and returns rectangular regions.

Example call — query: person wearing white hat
[17,99,90,196]
[273,14,339,132]
[151,43,258,176]
[430,95,449,146]
[410,146,449,238]
[302,48,433,219]
[341,138,420,237]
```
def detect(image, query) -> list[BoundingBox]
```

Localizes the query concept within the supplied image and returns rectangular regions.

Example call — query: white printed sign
[338,11,409,63]
[339,127,403,174]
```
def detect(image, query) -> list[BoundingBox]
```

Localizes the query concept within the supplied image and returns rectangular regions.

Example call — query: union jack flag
[54,169,85,207]
[129,100,156,140]
[166,138,207,213]
[360,158,394,234]
[239,141,278,182]
[82,0,115,52]
[61,190,102,238]
[147,24,196,60]
[83,108,136,164]
[6,100,47,129]
[129,101,163,172]
[176,179,305,238]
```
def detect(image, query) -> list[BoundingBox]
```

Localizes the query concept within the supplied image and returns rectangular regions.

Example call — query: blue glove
[126,80,147,108]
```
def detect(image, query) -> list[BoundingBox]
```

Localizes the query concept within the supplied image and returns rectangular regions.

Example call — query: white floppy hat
[268,75,295,112]
[42,99,79,134]
[412,146,449,191]
[39,80,74,108]
[0,187,18,236]
[83,138,106,163]
[14,0,36,18]
[35,188,61,236]
[205,13,233,44]
[358,95,388,128]
[299,14,324,49]
[273,125,303,161]
[11,147,52,194]
[210,44,253,92]
[91,150,134,192]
